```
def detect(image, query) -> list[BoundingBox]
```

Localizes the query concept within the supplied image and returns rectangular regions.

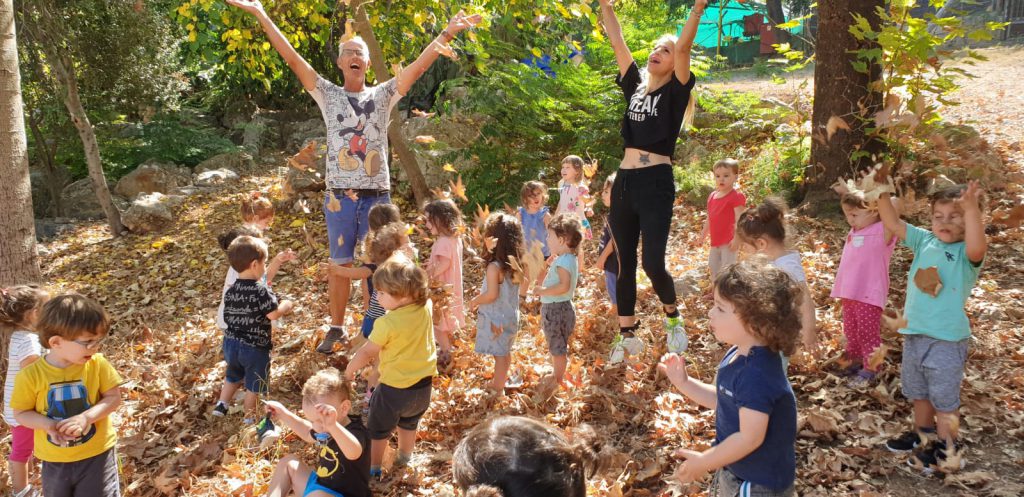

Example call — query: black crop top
[616,62,696,157]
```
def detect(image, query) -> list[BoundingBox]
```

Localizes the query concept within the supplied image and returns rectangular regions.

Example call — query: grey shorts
[42,447,121,497]
[710,469,795,497]
[901,334,969,412]
[367,376,433,440]
[541,301,575,356]
[709,245,738,278]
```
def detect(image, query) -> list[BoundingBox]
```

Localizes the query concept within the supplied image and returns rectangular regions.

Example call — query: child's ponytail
[464,485,505,497]
[567,424,612,479]
[736,197,788,245]
[0,285,48,330]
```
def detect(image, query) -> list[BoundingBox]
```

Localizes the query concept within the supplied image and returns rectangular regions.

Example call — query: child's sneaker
[14,485,39,497]
[665,316,688,354]
[256,415,280,449]
[886,429,929,453]
[212,401,229,417]
[847,369,876,388]
[317,325,346,354]
[608,334,643,364]
[909,440,966,475]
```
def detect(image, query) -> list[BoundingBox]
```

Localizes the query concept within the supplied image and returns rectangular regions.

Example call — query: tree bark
[350,0,431,207]
[0,0,42,286]
[804,0,885,208]
[766,0,790,43]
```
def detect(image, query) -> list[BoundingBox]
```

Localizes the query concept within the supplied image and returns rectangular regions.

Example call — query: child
[263,368,370,497]
[468,213,524,393]
[594,174,619,315]
[216,193,295,332]
[877,182,986,474]
[345,257,436,477]
[830,190,900,385]
[735,198,818,357]
[212,236,295,423]
[533,215,582,389]
[11,294,124,496]
[660,258,800,496]
[452,416,608,497]
[424,198,465,368]
[2,285,49,496]
[698,159,746,278]
[555,155,593,240]
[517,180,552,258]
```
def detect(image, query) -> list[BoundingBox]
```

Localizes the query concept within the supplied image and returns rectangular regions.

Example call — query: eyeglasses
[341,49,366,58]
[72,337,107,349]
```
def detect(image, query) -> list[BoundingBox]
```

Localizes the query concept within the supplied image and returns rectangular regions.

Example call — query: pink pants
[842,299,882,366]
[9,424,34,463]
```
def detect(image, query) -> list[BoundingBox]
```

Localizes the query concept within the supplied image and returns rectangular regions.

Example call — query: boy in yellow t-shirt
[345,255,437,478]
[12,294,123,496]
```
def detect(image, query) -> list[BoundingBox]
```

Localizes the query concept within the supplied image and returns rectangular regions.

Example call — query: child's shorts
[9,425,34,463]
[604,271,618,306]
[223,336,271,394]
[304,472,345,497]
[901,334,968,412]
[709,469,795,497]
[42,447,121,497]
[361,316,377,338]
[541,301,575,356]
[709,245,738,278]
[475,319,517,356]
[367,376,432,440]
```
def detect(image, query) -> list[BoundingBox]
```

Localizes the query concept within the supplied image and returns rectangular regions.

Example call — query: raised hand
[225,0,265,16]
[957,180,983,213]
[316,403,339,426]
[694,0,709,11]
[658,353,689,385]
[446,10,483,36]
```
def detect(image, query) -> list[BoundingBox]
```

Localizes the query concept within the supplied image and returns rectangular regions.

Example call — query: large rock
[194,168,240,187]
[399,112,488,189]
[282,118,326,152]
[194,151,255,174]
[61,178,128,220]
[122,192,186,234]
[114,160,191,199]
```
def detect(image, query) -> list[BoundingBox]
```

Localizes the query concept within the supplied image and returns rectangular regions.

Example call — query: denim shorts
[604,270,618,306]
[223,336,271,394]
[323,190,391,264]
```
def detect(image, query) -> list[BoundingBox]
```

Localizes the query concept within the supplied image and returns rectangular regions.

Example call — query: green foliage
[56,114,236,180]
[437,60,623,209]
[744,137,810,202]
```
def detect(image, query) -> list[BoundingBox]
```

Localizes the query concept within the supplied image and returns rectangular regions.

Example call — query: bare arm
[267,300,294,321]
[674,0,707,84]
[534,267,572,297]
[326,417,364,460]
[877,192,907,241]
[264,401,316,444]
[471,264,502,308]
[345,340,382,380]
[659,354,717,409]
[596,239,615,269]
[324,264,373,280]
[54,386,122,439]
[226,0,318,92]
[674,408,769,483]
[799,283,818,356]
[598,0,635,76]
[959,181,987,263]
[397,10,481,95]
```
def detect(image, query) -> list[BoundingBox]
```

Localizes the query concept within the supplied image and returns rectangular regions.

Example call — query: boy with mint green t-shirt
[876,183,987,476]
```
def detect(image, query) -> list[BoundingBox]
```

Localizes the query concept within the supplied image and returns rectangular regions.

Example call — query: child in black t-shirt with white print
[213,236,294,423]
[264,368,371,497]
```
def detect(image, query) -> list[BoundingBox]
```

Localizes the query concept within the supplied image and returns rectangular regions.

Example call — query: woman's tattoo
[639,153,651,165]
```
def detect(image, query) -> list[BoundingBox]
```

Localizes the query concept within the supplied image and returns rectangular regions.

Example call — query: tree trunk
[350,0,431,207]
[766,0,790,43]
[27,109,65,217]
[804,0,885,208]
[0,0,42,286]
[42,48,124,235]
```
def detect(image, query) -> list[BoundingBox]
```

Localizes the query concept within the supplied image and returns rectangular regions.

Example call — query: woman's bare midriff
[618,148,673,169]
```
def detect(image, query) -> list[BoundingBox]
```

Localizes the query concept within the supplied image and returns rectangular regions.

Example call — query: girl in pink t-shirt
[424,199,465,369]
[698,159,746,278]
[830,191,899,385]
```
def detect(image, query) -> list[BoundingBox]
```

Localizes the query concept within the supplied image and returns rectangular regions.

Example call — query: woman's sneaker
[886,429,929,453]
[212,401,229,417]
[665,316,688,354]
[608,334,643,364]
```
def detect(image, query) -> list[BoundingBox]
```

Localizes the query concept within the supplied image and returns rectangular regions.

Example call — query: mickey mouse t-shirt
[309,75,403,191]
[310,417,371,497]
[616,62,696,157]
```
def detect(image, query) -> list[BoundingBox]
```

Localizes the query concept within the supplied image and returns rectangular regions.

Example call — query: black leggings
[610,164,677,318]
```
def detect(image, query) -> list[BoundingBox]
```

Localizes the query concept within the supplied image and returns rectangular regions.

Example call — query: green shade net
[679,2,804,48]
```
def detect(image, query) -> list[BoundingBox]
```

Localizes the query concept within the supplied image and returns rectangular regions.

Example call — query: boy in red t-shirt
[698,159,747,278]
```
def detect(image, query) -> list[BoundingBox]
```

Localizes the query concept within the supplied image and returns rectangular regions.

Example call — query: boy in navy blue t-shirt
[660,258,800,496]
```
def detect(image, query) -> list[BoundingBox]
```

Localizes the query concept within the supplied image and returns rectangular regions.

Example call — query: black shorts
[367,376,433,440]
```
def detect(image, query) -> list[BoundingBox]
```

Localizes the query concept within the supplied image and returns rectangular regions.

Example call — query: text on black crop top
[616,62,696,157]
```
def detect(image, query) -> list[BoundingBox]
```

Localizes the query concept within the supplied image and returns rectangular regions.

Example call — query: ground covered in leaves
[2,47,1023,497]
